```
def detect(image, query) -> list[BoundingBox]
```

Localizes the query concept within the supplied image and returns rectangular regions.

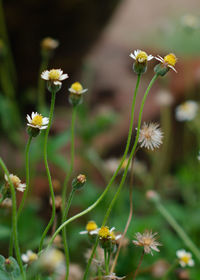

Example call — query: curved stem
[83,74,158,279]
[47,74,141,248]
[155,200,200,261]
[110,156,136,274]
[133,250,144,280]
[62,189,76,280]
[0,158,25,279]
[62,107,77,210]
[38,90,56,253]
[17,136,32,218]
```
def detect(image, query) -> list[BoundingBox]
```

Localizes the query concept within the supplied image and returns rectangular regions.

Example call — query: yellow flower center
[164,53,177,67]
[181,255,190,264]
[71,82,83,93]
[136,51,148,63]
[29,253,38,263]
[86,221,97,232]
[143,237,152,246]
[32,115,43,126]
[48,69,61,80]
[98,226,110,238]
[10,175,21,187]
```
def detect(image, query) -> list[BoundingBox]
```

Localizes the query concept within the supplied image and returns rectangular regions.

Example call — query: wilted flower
[133,230,161,255]
[175,100,198,121]
[69,263,83,280]
[27,112,49,130]
[0,198,12,208]
[84,247,105,271]
[80,221,99,235]
[5,174,26,192]
[130,50,153,74]
[49,195,62,211]
[22,250,38,264]
[155,53,177,73]
[41,69,68,86]
[176,249,194,267]
[138,123,163,150]
[41,37,59,51]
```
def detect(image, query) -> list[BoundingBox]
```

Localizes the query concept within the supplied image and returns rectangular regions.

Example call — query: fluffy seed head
[138,123,163,150]
[133,230,161,255]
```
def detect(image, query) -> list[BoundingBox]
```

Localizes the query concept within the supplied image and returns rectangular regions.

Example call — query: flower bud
[4,258,15,272]
[154,63,169,77]
[68,82,88,107]
[27,126,41,137]
[146,190,160,203]
[72,174,86,190]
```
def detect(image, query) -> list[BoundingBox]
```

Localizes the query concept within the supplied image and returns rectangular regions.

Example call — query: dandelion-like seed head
[98,226,110,239]
[133,230,161,255]
[86,221,98,232]
[138,123,163,151]
[176,249,194,267]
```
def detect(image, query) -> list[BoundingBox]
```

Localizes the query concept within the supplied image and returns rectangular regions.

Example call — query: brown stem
[133,250,145,280]
[110,148,139,274]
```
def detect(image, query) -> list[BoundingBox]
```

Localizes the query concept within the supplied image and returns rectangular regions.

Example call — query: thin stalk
[17,136,32,218]
[62,189,76,280]
[0,158,25,279]
[104,249,108,274]
[133,250,144,280]
[83,74,159,279]
[38,90,56,253]
[155,200,200,261]
[110,155,136,274]
[47,74,142,248]
[62,107,77,211]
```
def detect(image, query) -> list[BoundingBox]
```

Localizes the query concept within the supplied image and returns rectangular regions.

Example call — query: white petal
[81,89,88,94]
[168,65,177,73]
[129,53,136,60]
[4,173,8,181]
[147,55,154,61]
[79,231,87,235]
[42,118,49,125]
[26,114,32,123]
[53,81,62,85]
[155,56,163,63]
[40,126,48,130]
[21,254,29,263]
[110,227,115,232]
[189,259,194,266]
[41,71,49,80]
[60,74,69,81]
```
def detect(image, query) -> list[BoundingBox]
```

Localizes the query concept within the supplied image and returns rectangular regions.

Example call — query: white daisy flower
[138,123,163,151]
[80,221,99,235]
[69,82,88,95]
[176,249,194,267]
[155,53,177,73]
[22,250,38,264]
[175,100,198,121]
[27,112,49,130]
[5,174,26,192]
[41,69,68,86]
[130,50,153,63]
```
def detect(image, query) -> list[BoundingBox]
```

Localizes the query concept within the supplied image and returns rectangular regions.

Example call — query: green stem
[0,158,25,279]
[38,90,56,253]
[133,250,144,280]
[62,107,77,210]
[83,74,158,279]
[17,136,32,218]
[47,74,142,248]
[62,189,76,280]
[155,200,200,261]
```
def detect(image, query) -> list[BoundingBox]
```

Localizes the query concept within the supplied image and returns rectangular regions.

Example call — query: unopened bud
[146,190,160,203]
[72,174,86,190]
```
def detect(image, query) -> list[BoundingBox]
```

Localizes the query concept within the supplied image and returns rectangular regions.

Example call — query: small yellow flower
[80,221,99,235]
[69,82,88,95]
[5,174,26,192]
[27,112,49,130]
[155,53,177,72]
[22,250,38,264]
[41,69,68,86]
[130,50,153,63]
[86,221,98,232]
[176,249,194,267]
[98,226,110,239]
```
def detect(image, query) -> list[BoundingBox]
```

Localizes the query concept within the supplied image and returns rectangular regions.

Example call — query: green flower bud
[72,174,86,190]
